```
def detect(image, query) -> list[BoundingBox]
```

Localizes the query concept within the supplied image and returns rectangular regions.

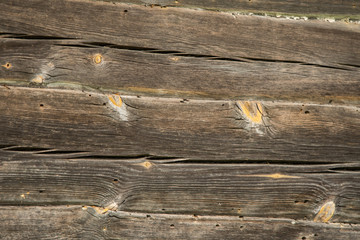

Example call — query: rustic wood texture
[1,206,359,240]
[0,38,359,103]
[0,1,359,89]
[1,149,360,223]
[111,0,360,17]
[0,87,359,162]
[1,0,359,238]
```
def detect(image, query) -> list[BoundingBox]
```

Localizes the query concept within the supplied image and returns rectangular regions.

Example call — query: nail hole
[170,224,175,228]
[302,237,306,240]
[240,225,244,229]
[304,111,310,114]
[328,100,333,104]
[294,200,299,203]
[39,104,44,107]
[39,190,44,193]
[215,224,219,227]
[124,9,128,12]
[103,103,107,105]
[113,178,118,183]
[146,214,151,218]
[314,234,318,237]
[3,62,12,69]
[88,94,92,97]
[304,200,309,203]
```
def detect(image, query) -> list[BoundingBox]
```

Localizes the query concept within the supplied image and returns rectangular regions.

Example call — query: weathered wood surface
[0,0,360,239]
[1,38,359,104]
[0,87,359,161]
[112,0,360,17]
[1,206,359,240]
[1,149,360,223]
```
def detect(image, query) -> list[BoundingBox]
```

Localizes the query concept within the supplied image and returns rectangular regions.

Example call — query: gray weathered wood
[1,149,360,223]
[111,0,360,17]
[0,0,359,70]
[1,206,360,240]
[1,38,359,103]
[0,87,359,162]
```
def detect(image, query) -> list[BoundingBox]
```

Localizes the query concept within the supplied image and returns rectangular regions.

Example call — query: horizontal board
[1,206,360,240]
[1,148,360,223]
[112,0,360,17]
[0,38,359,103]
[0,1,359,73]
[0,87,359,162]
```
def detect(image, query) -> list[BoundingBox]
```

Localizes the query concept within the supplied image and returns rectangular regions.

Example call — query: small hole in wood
[113,178,118,183]
[328,100,333,104]
[2,62,12,69]
[39,104,44,107]
[103,103,107,106]
[146,214,151,218]
[215,224,219,227]
[170,224,175,228]
[239,216,244,219]
[240,225,244,229]
[304,111,310,114]
[304,200,309,203]
[39,190,44,193]
[124,9,128,12]
[89,94,92,97]
[162,208,166,211]
[294,200,299,203]
[302,237,306,240]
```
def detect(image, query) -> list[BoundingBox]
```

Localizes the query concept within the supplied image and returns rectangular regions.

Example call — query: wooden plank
[1,146,360,222]
[1,38,359,103]
[0,87,359,162]
[111,0,360,17]
[1,206,360,239]
[0,0,359,72]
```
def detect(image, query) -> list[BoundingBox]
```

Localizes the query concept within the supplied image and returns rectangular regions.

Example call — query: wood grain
[1,149,360,223]
[1,38,359,103]
[0,0,359,71]
[1,206,360,240]
[0,87,359,162]
[110,0,360,17]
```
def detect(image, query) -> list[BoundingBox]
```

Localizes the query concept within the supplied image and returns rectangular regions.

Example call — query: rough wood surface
[1,38,359,103]
[0,87,359,161]
[1,206,360,240]
[1,0,359,238]
[0,1,359,79]
[111,0,360,17]
[1,149,360,223]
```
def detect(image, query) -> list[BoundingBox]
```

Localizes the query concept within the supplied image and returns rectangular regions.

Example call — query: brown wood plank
[1,148,360,223]
[1,38,359,103]
[0,0,359,73]
[1,206,360,240]
[0,87,360,163]
[111,0,360,17]
[0,87,359,162]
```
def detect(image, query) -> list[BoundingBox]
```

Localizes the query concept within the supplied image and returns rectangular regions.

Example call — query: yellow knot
[93,54,103,64]
[237,101,263,124]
